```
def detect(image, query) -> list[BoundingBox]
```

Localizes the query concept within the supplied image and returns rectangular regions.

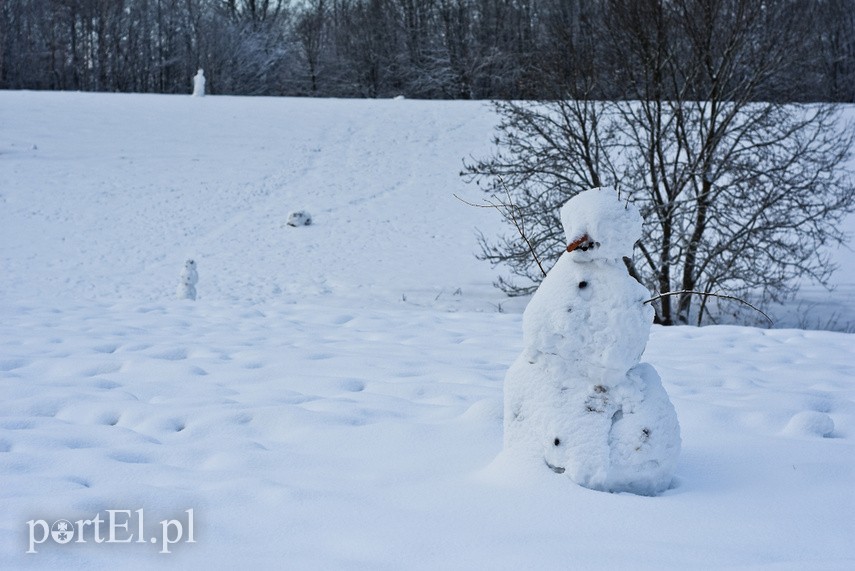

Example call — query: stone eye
[553,438,561,446]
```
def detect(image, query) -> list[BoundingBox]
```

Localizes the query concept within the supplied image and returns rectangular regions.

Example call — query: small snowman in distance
[177,259,198,300]
[286,210,312,227]
[503,187,680,496]
[192,69,206,97]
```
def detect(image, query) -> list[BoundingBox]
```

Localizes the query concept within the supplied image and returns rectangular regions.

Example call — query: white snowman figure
[286,210,312,227]
[192,69,206,97]
[503,187,680,495]
[177,259,199,300]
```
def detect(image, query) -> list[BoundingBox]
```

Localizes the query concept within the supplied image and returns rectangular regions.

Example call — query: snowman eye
[553,438,561,446]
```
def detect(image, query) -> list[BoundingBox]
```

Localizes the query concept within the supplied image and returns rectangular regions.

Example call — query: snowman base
[505,358,679,496]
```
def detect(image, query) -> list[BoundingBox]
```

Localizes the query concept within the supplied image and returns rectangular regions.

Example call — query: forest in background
[2,0,854,101]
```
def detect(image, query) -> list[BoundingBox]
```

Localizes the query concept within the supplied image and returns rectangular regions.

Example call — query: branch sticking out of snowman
[644,290,773,325]
[454,179,548,278]
[568,235,770,323]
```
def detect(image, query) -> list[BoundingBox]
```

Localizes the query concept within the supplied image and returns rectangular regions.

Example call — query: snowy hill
[0,91,512,312]
[1,92,854,569]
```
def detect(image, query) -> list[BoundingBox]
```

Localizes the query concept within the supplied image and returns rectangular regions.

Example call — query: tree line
[2,0,853,102]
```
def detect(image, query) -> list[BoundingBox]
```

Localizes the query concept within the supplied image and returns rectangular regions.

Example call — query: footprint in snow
[340,378,366,392]
[100,413,121,426]
[66,476,92,488]
[83,362,122,377]
[152,347,188,361]
[63,439,96,449]
[0,358,28,372]
[165,418,186,433]
[109,451,152,464]
[92,343,120,354]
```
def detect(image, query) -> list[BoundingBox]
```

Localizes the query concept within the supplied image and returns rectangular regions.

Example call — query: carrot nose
[566,234,593,253]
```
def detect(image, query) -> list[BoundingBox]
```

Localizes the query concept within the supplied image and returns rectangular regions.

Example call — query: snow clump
[783,411,835,438]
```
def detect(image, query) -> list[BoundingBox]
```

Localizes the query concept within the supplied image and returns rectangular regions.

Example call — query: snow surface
[1,91,854,569]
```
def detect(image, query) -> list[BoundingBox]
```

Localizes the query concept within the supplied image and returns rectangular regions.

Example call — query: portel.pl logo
[26,509,195,554]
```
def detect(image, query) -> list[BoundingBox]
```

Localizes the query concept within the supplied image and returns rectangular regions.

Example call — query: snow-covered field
[1,91,854,569]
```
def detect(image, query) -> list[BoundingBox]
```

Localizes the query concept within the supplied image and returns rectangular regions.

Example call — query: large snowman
[503,187,680,495]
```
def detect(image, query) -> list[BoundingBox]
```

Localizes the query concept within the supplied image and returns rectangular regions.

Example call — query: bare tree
[463,0,855,326]
[294,0,327,94]
[813,0,855,103]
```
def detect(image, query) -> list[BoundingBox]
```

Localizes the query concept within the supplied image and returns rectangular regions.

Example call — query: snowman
[177,259,198,300]
[503,187,680,495]
[192,69,206,97]
[286,210,312,227]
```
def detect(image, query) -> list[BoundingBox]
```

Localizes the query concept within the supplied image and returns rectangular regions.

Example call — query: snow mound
[784,411,835,438]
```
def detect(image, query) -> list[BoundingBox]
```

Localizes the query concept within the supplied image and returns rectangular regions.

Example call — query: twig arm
[645,290,773,325]
[454,185,548,278]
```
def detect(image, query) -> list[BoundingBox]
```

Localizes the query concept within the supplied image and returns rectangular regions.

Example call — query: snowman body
[503,188,680,495]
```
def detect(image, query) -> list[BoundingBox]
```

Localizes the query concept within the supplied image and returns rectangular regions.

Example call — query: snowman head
[560,187,642,263]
